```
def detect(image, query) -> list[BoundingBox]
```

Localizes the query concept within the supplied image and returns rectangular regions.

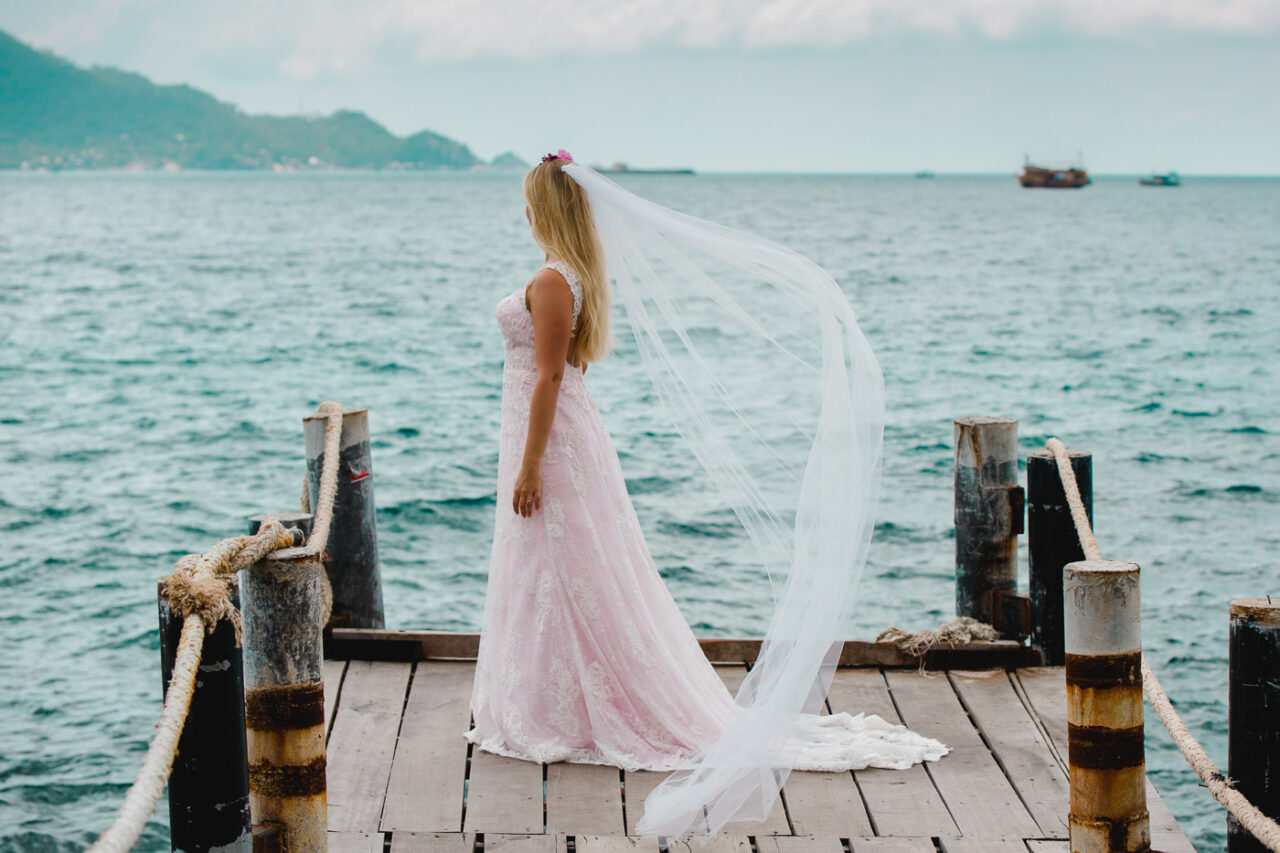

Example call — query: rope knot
[159,566,244,646]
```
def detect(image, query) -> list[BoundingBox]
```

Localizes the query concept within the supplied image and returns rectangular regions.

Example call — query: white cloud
[23,0,1280,72]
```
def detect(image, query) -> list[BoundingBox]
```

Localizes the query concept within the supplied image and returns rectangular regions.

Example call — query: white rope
[1045,437,1280,852]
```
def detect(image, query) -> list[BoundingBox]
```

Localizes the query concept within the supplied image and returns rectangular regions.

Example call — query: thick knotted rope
[1046,437,1280,852]
[876,616,999,657]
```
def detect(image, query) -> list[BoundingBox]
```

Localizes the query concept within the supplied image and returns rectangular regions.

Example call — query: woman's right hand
[513,465,542,517]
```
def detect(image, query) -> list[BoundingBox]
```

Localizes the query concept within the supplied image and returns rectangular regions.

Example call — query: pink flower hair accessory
[542,149,573,163]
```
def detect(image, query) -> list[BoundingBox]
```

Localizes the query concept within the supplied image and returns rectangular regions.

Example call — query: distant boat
[915,170,936,179]
[1140,171,1180,187]
[1018,156,1090,189]
[601,161,695,175]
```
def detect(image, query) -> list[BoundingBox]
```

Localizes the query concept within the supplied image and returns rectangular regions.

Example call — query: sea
[2,170,1277,852]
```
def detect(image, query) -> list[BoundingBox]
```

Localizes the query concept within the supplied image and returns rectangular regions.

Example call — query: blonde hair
[523,158,611,363]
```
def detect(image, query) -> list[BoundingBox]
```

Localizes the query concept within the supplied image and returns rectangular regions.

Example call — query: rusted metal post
[1027,448,1092,665]
[1064,559,1150,853]
[954,416,1026,634]
[1228,598,1280,852]
[240,537,327,851]
[158,585,252,852]
[303,406,385,629]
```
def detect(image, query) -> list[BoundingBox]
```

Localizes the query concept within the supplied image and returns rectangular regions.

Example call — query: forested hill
[0,28,523,171]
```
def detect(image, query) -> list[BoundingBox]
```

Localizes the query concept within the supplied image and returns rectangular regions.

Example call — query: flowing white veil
[560,162,888,838]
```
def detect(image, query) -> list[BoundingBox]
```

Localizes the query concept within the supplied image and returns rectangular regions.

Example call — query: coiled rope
[87,401,346,852]
[1045,437,1280,852]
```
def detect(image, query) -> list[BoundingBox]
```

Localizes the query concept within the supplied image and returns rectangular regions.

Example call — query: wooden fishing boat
[1018,157,1090,189]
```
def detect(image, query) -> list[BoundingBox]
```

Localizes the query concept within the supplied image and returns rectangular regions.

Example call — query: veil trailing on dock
[560,163,887,838]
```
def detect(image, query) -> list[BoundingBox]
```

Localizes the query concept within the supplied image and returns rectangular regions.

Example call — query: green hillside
[0,28,510,170]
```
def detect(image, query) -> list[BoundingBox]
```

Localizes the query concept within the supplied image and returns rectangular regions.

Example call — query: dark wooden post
[1064,559,1150,853]
[158,585,252,852]
[303,406,385,629]
[240,539,327,850]
[1027,448,1092,665]
[1228,598,1280,852]
[954,416,1026,633]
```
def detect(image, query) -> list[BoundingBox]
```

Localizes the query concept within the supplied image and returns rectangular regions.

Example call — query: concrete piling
[303,406,384,629]
[1027,448,1093,665]
[954,416,1025,633]
[1064,559,1150,853]
[1228,598,1280,852]
[240,539,328,851]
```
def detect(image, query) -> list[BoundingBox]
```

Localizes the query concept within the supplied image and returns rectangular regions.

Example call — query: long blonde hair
[523,158,611,363]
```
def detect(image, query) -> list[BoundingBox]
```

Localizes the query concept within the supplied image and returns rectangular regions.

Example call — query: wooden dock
[316,632,1196,853]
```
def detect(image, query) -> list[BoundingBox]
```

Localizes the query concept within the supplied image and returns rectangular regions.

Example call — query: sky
[6,0,1280,174]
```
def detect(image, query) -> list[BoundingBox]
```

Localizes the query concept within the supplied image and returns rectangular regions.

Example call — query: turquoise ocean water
[2,171,1277,851]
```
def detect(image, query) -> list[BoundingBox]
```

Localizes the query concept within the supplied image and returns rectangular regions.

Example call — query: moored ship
[1018,156,1090,188]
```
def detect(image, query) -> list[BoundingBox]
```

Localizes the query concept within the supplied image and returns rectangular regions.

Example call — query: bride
[464,151,947,838]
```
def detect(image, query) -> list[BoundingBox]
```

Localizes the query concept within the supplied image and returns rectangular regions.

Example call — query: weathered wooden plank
[757,836,844,853]
[1025,842,1069,852]
[713,665,792,836]
[663,837,751,853]
[325,629,1034,669]
[884,670,1039,839]
[324,659,347,735]
[621,769,667,835]
[826,669,958,838]
[463,747,543,833]
[546,761,625,835]
[381,660,474,832]
[390,832,475,853]
[326,831,383,853]
[847,840,937,853]
[1146,778,1198,853]
[949,670,1070,838]
[326,660,413,832]
[482,835,558,853]
[937,840,1029,852]
[782,770,873,838]
[575,836,661,853]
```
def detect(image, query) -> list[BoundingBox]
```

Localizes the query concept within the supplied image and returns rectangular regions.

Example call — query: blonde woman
[465,151,946,838]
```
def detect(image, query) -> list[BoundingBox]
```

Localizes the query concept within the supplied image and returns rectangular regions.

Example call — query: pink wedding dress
[464,260,947,773]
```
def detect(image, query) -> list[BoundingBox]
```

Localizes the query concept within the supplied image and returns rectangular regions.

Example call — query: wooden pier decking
[316,634,1196,853]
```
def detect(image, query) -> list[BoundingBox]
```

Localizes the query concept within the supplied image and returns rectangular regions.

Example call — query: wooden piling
[158,583,252,852]
[303,406,385,629]
[1228,598,1280,852]
[1064,559,1150,853]
[1027,448,1092,665]
[954,416,1025,632]
[240,539,328,852]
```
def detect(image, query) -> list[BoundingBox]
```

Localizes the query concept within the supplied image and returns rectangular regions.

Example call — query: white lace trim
[542,259,584,331]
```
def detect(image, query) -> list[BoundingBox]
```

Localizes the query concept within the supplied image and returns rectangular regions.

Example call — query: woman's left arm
[513,269,576,517]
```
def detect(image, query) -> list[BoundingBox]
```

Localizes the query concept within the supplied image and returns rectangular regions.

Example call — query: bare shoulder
[525,266,575,314]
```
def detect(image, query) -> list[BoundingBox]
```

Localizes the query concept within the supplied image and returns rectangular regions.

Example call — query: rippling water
[2,171,1277,851]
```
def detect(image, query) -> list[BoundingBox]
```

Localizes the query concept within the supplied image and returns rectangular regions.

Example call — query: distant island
[0,28,527,172]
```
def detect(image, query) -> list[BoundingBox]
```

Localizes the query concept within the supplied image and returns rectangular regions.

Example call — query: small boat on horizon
[1018,155,1090,189]
[915,170,936,179]
[599,161,695,175]
[1140,171,1181,187]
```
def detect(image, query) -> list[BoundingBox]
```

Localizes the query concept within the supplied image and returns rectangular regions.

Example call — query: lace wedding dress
[464,259,948,774]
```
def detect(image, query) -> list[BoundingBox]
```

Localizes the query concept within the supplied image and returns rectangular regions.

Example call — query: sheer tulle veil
[559,162,886,838]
